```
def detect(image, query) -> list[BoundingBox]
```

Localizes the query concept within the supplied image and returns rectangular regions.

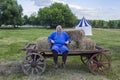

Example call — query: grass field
[0,28,120,80]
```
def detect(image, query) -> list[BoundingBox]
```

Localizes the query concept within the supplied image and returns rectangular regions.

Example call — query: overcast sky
[17,0,120,21]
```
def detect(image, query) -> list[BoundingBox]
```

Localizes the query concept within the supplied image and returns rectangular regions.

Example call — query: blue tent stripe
[77,17,91,27]
[79,19,83,27]
[84,19,88,26]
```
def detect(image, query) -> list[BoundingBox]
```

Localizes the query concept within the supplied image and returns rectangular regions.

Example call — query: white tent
[75,17,92,35]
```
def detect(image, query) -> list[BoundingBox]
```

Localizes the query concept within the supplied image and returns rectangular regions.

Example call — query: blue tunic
[48,31,71,54]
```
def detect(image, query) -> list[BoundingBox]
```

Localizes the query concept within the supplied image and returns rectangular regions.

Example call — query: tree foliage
[0,0,120,29]
[37,3,77,28]
[89,20,120,29]
[107,20,115,28]
[0,0,23,27]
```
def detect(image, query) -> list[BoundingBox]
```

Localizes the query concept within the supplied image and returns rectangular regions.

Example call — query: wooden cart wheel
[81,55,90,65]
[88,53,111,74]
[21,52,46,76]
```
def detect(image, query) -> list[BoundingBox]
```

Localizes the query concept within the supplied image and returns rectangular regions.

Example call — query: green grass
[89,28,120,60]
[0,28,53,62]
[0,28,120,80]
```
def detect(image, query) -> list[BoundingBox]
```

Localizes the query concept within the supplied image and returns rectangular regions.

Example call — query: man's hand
[65,41,69,44]
[51,40,55,43]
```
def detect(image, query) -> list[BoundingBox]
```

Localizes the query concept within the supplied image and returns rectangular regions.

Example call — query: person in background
[48,25,71,69]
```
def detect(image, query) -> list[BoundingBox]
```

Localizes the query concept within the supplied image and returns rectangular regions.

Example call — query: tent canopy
[75,17,92,35]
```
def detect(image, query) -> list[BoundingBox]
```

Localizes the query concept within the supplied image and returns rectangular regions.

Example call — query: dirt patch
[0,61,23,76]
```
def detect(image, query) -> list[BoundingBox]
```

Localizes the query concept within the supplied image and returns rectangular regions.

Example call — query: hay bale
[80,38,96,50]
[65,29,85,41]
[36,37,50,49]
[68,40,83,50]
[75,40,84,50]
[67,41,77,50]
[68,38,96,50]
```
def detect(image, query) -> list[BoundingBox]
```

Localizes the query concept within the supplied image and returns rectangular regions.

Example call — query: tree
[28,13,38,25]
[89,20,96,28]
[50,3,77,28]
[108,20,115,28]
[37,3,77,28]
[0,0,4,26]
[117,20,120,29]
[38,7,51,26]
[38,7,65,28]
[96,20,104,28]
[0,0,23,27]
[23,15,29,25]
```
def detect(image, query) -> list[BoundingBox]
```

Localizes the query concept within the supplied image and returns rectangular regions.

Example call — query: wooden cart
[21,43,111,76]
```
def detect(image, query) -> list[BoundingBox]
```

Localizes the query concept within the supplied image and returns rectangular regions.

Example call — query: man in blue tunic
[48,25,71,69]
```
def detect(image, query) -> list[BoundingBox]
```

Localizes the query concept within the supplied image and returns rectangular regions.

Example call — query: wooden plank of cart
[21,43,111,76]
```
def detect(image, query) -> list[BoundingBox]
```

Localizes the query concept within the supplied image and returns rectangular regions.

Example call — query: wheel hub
[31,61,37,68]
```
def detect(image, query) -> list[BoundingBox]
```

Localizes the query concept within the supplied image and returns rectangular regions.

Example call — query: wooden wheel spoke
[101,62,109,65]
[35,68,40,74]
[89,62,97,66]
[37,65,44,71]
[37,58,40,62]
[24,63,31,67]
[26,66,31,72]
[96,62,110,73]
[101,64,110,69]
[92,65,98,72]
[31,68,35,75]
[38,61,45,65]
[97,68,104,74]
[37,58,43,62]
[100,65,107,70]
[25,59,32,64]
[91,59,98,64]
[93,66,104,74]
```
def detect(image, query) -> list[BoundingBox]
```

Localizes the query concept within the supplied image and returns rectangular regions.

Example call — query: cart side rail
[21,43,109,55]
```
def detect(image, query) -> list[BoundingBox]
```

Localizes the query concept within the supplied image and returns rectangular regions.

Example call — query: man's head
[56,25,63,32]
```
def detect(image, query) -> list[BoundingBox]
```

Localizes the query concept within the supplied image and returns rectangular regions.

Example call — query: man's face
[56,26,62,32]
